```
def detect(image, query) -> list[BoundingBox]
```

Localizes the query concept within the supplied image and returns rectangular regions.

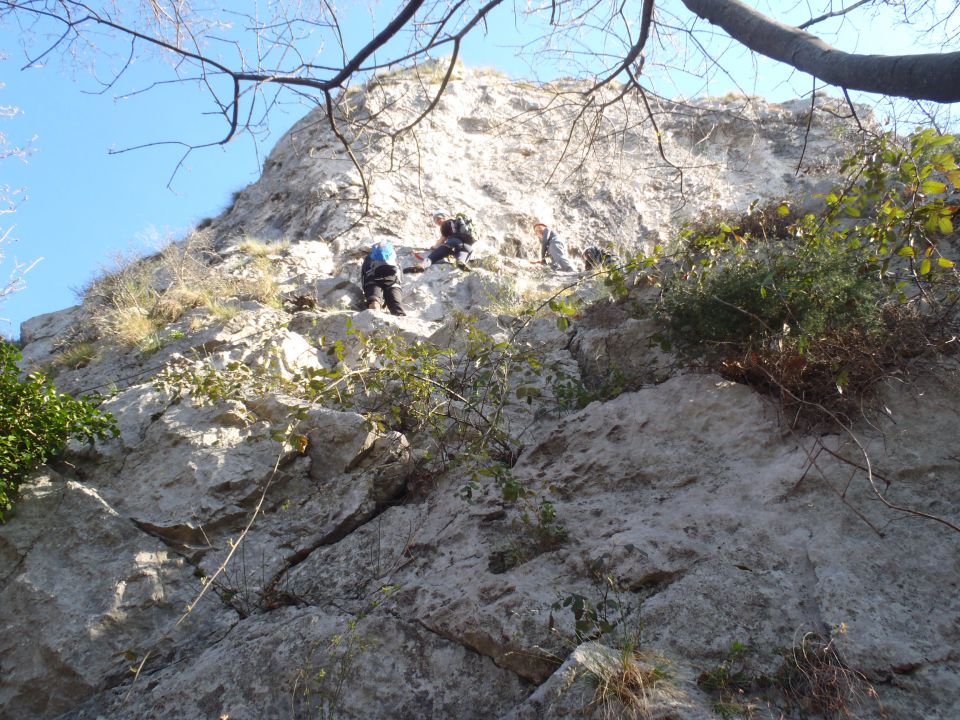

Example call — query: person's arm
[541,227,550,262]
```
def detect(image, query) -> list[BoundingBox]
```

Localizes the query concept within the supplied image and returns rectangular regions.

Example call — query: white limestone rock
[0,473,235,719]
[5,68,957,720]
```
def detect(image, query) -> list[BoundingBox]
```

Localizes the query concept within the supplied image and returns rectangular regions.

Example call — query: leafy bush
[659,129,960,423]
[664,231,886,346]
[156,314,575,559]
[0,343,118,520]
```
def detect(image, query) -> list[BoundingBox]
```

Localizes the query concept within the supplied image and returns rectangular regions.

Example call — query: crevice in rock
[257,479,413,613]
[800,544,831,637]
[406,613,563,685]
[410,614,557,685]
[868,651,958,685]
[623,568,685,598]
[131,519,214,558]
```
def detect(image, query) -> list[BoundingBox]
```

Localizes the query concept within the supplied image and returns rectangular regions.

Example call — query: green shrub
[659,129,960,424]
[0,342,118,520]
[664,230,886,348]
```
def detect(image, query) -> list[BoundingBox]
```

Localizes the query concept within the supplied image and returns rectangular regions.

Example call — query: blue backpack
[365,242,400,281]
[369,242,397,265]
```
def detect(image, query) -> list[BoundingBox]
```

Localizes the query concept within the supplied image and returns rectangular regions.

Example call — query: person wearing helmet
[407,209,474,271]
[360,240,406,315]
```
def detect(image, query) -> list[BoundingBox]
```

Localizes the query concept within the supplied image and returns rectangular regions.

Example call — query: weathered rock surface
[3,67,958,720]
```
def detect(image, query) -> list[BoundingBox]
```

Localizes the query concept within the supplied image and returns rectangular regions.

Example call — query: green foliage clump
[156,313,574,539]
[552,573,643,649]
[660,128,960,423]
[0,342,118,520]
[664,228,885,346]
[697,641,761,718]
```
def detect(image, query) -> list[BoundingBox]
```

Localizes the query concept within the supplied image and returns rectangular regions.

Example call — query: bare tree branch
[798,0,873,30]
[680,0,960,102]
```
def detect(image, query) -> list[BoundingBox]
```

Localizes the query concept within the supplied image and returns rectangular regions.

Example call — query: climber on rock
[405,210,476,272]
[531,220,576,272]
[360,240,406,315]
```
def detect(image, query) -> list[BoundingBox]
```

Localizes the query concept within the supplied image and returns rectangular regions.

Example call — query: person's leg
[384,284,406,315]
[453,239,472,266]
[425,242,454,265]
[549,240,576,272]
[364,283,385,310]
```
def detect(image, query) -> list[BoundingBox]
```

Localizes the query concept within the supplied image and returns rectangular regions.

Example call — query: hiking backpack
[452,213,478,245]
[366,242,399,278]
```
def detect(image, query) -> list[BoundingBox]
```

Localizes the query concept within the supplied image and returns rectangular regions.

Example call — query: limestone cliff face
[207,68,857,259]
[3,68,958,720]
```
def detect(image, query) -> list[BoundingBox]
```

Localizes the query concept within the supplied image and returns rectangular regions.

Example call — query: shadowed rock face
[4,68,958,720]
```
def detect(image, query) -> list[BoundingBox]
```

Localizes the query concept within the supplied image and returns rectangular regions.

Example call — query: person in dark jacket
[360,241,406,315]
[532,221,576,272]
[408,210,473,271]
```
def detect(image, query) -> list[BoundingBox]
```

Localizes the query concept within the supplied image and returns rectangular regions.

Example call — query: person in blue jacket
[360,241,406,315]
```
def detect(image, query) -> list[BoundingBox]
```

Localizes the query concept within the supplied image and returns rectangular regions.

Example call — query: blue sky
[0,1,943,340]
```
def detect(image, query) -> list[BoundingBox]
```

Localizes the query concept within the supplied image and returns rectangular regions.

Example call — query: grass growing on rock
[583,644,678,720]
[80,233,287,350]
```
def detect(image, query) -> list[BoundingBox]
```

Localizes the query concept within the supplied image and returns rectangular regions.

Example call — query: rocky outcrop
[3,67,957,720]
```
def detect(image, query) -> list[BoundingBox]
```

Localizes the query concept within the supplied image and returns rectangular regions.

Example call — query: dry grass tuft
[236,257,283,307]
[102,306,160,350]
[49,341,98,374]
[80,232,281,349]
[237,236,289,258]
[581,644,681,720]
[774,630,881,719]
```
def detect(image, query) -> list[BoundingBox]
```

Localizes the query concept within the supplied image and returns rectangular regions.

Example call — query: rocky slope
[3,66,959,720]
